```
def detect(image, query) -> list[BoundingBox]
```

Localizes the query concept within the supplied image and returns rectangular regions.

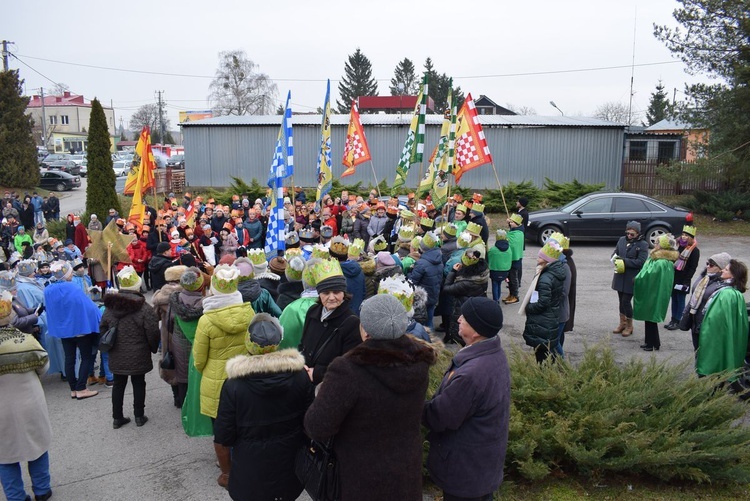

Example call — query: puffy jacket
[238,278,282,317]
[443,260,490,341]
[341,260,366,314]
[523,260,567,349]
[100,291,160,375]
[148,254,175,292]
[193,301,255,418]
[409,248,443,307]
[127,239,151,274]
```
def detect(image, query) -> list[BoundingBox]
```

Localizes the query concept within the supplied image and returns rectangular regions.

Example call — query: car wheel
[646,226,669,248]
[537,225,561,246]
[56,183,66,192]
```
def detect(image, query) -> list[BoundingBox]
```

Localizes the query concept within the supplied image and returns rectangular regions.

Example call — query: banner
[452,93,493,183]
[264,94,292,256]
[316,80,332,203]
[431,87,457,208]
[341,100,371,177]
[124,126,156,196]
[268,91,294,188]
[392,74,427,194]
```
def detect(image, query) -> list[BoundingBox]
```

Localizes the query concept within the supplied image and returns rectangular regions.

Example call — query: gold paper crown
[548,232,570,249]
[302,259,320,287]
[682,225,697,237]
[117,266,140,289]
[247,248,266,266]
[442,223,458,237]
[400,209,416,220]
[509,213,523,225]
[659,234,677,250]
[421,231,439,249]
[285,256,306,281]
[312,244,330,260]
[329,236,350,257]
[348,238,365,258]
[455,203,468,213]
[466,222,482,236]
[539,240,563,261]
[378,276,414,313]
[410,236,423,250]
[211,264,240,294]
[457,232,473,248]
[372,236,387,252]
[284,248,303,260]
[311,258,344,286]
[398,225,416,242]
[359,256,376,275]
[420,217,434,228]
[461,249,480,266]
[471,203,485,214]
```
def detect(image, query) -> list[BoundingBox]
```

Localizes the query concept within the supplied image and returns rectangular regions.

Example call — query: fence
[154,169,185,194]
[622,160,724,196]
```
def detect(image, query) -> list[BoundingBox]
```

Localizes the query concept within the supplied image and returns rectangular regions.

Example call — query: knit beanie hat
[165,265,188,283]
[709,252,732,270]
[359,294,408,340]
[180,267,205,292]
[211,264,241,295]
[420,231,438,252]
[496,229,508,240]
[285,256,306,282]
[538,240,563,264]
[233,257,254,278]
[461,297,503,338]
[626,220,641,233]
[245,313,283,355]
[117,266,142,292]
[509,213,523,226]
[51,261,73,281]
[157,242,171,254]
[269,256,287,275]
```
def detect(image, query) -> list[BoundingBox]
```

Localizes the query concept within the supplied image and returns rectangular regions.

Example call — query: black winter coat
[673,244,700,290]
[305,336,437,501]
[611,235,649,294]
[523,261,566,349]
[148,254,174,292]
[299,300,361,385]
[100,291,160,375]
[563,249,577,333]
[443,260,490,342]
[276,281,303,310]
[409,248,443,308]
[215,349,314,501]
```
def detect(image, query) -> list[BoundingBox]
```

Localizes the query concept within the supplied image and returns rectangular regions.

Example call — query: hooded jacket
[168,290,204,384]
[276,280,304,310]
[409,247,443,307]
[215,348,314,501]
[100,291,160,375]
[443,260,490,342]
[238,278,282,317]
[523,260,567,348]
[305,336,437,501]
[193,300,255,418]
[341,260,365,314]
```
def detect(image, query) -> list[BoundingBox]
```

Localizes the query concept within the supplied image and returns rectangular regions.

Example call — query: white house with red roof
[26,91,116,153]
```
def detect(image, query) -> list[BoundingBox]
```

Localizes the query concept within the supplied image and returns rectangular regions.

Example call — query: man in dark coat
[306,295,437,501]
[423,297,510,501]
[46,192,60,220]
[409,232,443,328]
[611,221,649,337]
[468,204,489,245]
[148,243,175,292]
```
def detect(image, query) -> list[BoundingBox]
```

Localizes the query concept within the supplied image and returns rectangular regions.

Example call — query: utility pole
[1,40,11,71]
[156,90,165,146]
[40,87,48,149]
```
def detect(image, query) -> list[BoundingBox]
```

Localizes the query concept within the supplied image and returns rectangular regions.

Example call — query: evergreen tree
[0,70,39,188]
[86,99,120,218]
[422,58,464,113]
[645,80,672,125]
[336,48,378,113]
[389,58,418,96]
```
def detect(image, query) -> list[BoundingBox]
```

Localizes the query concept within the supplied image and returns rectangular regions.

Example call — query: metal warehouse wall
[183,124,624,190]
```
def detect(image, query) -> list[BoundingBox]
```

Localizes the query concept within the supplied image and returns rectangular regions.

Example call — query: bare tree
[51,82,70,96]
[505,103,537,115]
[593,101,641,125]
[129,104,171,143]
[209,50,278,116]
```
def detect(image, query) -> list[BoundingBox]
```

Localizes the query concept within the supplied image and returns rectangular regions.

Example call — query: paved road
[22,236,750,500]
[58,176,126,216]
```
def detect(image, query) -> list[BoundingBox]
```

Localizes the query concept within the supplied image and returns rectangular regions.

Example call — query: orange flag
[341,100,371,178]
[452,93,493,183]
[124,126,156,195]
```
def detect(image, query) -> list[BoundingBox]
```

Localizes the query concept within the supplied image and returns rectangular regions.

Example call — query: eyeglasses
[706,261,718,268]
[625,231,637,236]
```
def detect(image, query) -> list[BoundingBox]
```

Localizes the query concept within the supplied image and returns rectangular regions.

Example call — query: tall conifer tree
[336,48,378,113]
[86,99,120,218]
[390,58,418,96]
[0,70,38,188]
[645,80,672,125]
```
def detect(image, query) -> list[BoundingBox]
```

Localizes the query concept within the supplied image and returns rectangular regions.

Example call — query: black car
[46,160,81,176]
[166,154,184,169]
[38,170,81,191]
[526,191,692,247]
[40,153,71,168]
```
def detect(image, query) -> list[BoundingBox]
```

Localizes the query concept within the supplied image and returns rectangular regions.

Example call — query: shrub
[506,345,750,483]
[686,190,750,221]
[484,181,541,214]
[541,178,605,208]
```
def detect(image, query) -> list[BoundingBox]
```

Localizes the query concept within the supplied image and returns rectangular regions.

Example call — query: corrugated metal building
[181,114,625,189]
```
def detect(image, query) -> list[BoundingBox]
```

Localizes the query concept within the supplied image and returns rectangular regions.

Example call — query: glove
[614,258,625,274]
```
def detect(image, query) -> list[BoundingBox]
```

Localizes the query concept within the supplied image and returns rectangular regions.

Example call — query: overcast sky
[6,0,710,130]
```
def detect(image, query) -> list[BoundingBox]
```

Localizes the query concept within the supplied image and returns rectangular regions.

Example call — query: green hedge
[686,190,750,221]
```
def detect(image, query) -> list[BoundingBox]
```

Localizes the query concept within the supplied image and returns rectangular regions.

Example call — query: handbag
[295,438,339,501]
[99,320,118,352]
[161,350,175,370]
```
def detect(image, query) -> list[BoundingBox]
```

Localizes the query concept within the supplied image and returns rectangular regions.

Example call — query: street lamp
[549,100,564,116]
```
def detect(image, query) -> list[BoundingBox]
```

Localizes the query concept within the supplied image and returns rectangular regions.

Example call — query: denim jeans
[89,351,113,381]
[61,334,97,391]
[670,291,687,323]
[112,374,147,419]
[0,451,51,501]
[555,322,566,357]
[426,305,436,329]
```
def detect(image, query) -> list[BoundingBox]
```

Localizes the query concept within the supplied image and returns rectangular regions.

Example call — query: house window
[629,141,647,161]
[49,116,58,125]
[657,141,676,164]
[61,115,69,125]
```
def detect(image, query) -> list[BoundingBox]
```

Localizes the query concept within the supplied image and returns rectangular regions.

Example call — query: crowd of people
[0,185,748,500]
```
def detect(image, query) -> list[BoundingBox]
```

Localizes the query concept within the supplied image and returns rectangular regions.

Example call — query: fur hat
[461,297,503,338]
[165,265,188,283]
[180,267,205,292]
[117,266,142,291]
[359,294,408,340]
[245,313,283,355]
[211,264,241,295]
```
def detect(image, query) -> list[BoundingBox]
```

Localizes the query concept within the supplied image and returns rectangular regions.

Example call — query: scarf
[674,238,697,271]
[689,272,718,314]
[518,264,545,316]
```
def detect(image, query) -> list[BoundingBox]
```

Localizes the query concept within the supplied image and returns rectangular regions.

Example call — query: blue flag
[265,92,292,256]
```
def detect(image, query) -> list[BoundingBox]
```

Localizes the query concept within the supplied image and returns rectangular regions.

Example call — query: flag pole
[490,161,510,217]
[369,161,381,198]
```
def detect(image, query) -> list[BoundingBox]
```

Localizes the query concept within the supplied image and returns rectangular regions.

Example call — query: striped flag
[452,93,493,183]
[268,91,293,187]
[316,80,332,204]
[264,94,292,256]
[431,86,457,208]
[341,100,371,177]
[392,74,428,194]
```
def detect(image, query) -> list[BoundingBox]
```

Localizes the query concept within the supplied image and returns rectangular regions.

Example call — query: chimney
[63,91,71,98]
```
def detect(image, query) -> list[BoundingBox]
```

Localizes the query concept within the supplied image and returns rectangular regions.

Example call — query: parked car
[112,160,132,177]
[45,160,81,176]
[38,170,81,191]
[526,191,692,247]
[41,153,71,168]
[79,159,88,177]
[166,154,184,169]
[69,154,86,166]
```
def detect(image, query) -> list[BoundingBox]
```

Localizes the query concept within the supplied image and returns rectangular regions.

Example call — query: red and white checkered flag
[342,100,372,178]
[452,94,493,183]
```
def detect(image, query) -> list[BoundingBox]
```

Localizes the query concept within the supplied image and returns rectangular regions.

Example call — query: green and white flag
[431,85,457,209]
[392,74,428,194]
